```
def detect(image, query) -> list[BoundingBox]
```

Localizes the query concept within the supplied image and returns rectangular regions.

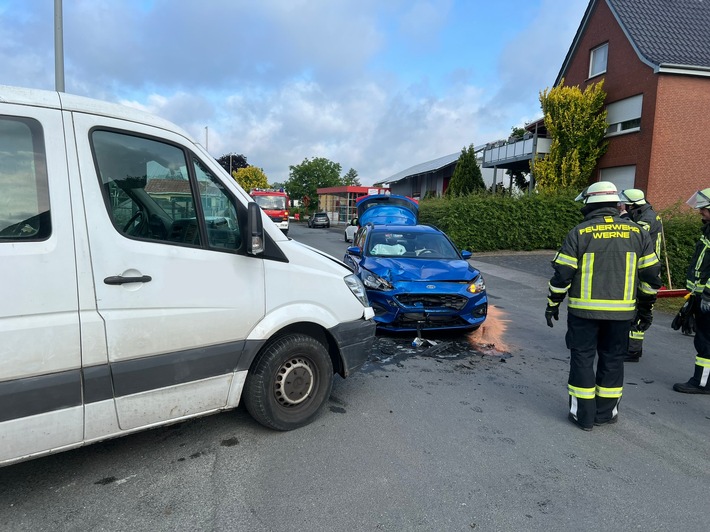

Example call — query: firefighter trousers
[689,308,710,387]
[566,314,632,427]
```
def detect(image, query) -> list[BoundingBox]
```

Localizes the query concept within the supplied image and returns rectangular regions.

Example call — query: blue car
[343,195,487,332]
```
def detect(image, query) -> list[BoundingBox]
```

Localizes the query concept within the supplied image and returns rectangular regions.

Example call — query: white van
[0,85,376,467]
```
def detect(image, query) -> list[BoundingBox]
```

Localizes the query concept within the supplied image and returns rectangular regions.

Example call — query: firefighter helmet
[619,188,647,205]
[686,187,710,209]
[575,181,620,204]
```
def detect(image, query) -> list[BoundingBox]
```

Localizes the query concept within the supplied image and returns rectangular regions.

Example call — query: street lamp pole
[54,0,65,92]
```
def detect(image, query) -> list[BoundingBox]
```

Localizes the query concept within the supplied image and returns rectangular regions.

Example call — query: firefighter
[618,189,663,362]
[672,187,710,394]
[545,181,662,430]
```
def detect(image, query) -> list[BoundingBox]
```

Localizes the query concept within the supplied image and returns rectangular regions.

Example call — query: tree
[233,166,269,191]
[216,153,248,177]
[342,168,361,186]
[285,157,343,208]
[446,144,485,196]
[534,79,608,192]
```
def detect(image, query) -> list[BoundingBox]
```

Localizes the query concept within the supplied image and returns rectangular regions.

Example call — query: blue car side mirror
[346,246,362,256]
[461,250,472,259]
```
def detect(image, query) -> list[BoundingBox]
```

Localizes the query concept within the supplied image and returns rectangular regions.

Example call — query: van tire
[244,334,334,431]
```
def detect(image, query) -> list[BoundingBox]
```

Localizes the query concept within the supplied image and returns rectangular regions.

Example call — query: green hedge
[419,192,702,288]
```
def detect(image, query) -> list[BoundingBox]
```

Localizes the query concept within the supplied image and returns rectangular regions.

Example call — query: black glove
[635,304,653,332]
[545,303,559,328]
[701,293,710,314]
[671,295,696,335]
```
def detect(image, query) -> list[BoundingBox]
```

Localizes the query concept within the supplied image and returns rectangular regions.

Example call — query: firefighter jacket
[629,203,663,258]
[686,221,710,298]
[548,207,662,320]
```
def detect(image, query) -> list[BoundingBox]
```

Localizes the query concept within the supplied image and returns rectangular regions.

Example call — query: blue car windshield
[368,231,459,259]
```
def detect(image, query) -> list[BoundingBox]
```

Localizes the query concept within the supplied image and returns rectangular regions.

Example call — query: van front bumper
[329,318,377,377]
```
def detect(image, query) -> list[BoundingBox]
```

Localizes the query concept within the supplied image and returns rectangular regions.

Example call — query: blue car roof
[357,194,418,226]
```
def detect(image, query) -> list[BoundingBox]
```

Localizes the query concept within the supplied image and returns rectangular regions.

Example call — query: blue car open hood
[357,194,418,226]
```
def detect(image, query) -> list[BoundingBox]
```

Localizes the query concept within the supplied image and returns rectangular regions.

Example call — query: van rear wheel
[243,334,333,430]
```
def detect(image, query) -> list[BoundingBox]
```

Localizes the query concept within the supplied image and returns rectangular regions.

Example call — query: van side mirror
[247,202,264,255]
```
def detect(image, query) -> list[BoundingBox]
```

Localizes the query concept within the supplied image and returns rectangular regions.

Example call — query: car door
[344,225,369,272]
[72,114,266,430]
[0,103,84,463]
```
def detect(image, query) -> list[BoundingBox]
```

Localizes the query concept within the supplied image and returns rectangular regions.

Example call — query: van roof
[0,85,192,140]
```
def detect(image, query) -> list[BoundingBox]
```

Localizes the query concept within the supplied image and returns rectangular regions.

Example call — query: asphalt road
[1,222,708,531]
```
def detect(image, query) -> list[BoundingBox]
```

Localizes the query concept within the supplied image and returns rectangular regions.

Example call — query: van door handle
[104,275,153,285]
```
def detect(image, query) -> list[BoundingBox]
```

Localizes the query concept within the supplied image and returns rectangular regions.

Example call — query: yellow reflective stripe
[629,330,644,340]
[548,282,569,294]
[624,252,636,301]
[696,356,710,368]
[580,253,593,300]
[546,298,560,306]
[596,385,623,398]
[569,298,636,312]
[555,253,578,268]
[568,384,595,399]
[638,253,659,268]
[690,240,709,283]
[638,281,658,295]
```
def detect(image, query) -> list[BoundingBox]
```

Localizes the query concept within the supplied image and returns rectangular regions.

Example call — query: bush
[419,192,702,289]
[658,202,702,289]
[419,191,581,252]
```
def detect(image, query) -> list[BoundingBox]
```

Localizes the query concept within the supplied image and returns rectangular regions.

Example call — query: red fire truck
[250,189,290,235]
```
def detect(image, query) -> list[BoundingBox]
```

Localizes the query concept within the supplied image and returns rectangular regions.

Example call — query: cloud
[0,0,589,186]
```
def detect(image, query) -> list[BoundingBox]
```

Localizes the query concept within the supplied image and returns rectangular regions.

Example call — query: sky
[0,0,589,186]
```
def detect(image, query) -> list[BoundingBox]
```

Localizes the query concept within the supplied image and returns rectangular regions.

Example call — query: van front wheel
[244,334,334,431]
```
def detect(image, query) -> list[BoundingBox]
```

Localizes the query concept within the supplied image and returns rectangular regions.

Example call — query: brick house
[557,0,710,210]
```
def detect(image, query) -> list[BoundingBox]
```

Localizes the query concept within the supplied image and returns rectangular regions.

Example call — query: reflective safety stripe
[596,385,623,398]
[548,282,569,294]
[629,330,644,340]
[546,298,560,306]
[623,252,636,301]
[639,281,659,295]
[638,252,659,269]
[695,355,710,368]
[568,298,636,312]
[555,253,578,268]
[580,253,594,300]
[568,384,595,399]
[688,238,709,288]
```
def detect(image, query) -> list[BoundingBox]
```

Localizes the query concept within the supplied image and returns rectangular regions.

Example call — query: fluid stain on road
[362,305,511,372]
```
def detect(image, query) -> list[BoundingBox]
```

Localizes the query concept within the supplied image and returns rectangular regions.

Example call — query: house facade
[558,0,710,209]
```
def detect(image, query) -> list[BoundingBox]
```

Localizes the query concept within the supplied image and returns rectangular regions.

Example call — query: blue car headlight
[362,270,394,291]
[467,274,486,294]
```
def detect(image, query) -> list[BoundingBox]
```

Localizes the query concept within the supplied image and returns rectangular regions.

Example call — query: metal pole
[54,0,65,92]
[204,126,209,151]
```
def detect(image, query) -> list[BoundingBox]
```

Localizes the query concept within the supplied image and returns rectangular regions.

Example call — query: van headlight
[344,274,370,306]
[466,274,486,294]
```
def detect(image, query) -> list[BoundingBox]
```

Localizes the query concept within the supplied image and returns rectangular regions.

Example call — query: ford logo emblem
[426,284,435,289]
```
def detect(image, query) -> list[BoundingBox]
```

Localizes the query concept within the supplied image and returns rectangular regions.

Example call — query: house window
[605,94,642,137]
[600,165,636,191]
[589,43,608,78]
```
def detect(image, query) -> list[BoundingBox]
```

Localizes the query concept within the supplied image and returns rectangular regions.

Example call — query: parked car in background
[308,212,330,228]
[344,217,359,242]
[343,195,487,332]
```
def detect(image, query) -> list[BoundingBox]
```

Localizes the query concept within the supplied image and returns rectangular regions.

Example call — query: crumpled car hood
[361,256,479,282]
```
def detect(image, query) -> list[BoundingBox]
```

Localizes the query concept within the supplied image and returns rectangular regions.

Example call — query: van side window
[92,130,240,251]
[0,116,51,241]
[192,157,241,250]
